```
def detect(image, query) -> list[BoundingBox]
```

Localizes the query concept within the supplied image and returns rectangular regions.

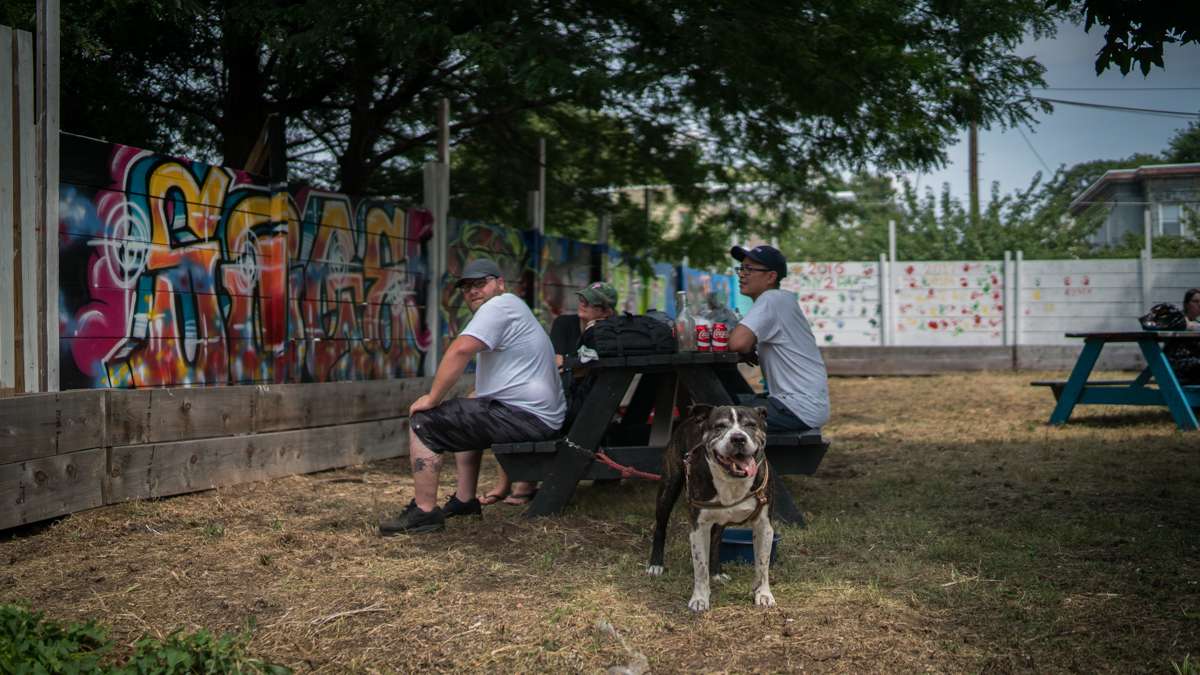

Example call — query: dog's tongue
[733,455,758,478]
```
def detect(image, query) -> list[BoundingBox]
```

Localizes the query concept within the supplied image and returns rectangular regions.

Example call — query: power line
[1034,96,1200,119]
[1037,86,1200,91]
[1016,127,1052,175]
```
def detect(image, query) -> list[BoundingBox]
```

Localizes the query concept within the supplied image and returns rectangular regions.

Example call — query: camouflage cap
[576,281,618,309]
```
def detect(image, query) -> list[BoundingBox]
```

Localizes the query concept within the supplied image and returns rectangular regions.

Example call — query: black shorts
[411,397,559,453]
[736,393,813,432]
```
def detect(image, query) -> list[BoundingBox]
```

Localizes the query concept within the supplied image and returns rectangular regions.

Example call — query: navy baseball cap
[730,245,787,279]
[455,258,503,287]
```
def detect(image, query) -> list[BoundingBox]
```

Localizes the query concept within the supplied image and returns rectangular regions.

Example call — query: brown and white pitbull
[646,404,775,612]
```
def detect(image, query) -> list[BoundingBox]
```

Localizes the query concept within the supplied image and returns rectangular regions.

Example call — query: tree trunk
[219,1,268,170]
[336,52,381,197]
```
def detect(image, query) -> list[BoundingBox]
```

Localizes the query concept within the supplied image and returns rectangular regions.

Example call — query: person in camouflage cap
[575,282,618,330]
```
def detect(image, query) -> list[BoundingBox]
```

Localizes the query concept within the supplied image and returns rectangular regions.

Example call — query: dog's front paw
[710,572,731,585]
[754,588,776,608]
[688,595,710,612]
[646,564,664,576]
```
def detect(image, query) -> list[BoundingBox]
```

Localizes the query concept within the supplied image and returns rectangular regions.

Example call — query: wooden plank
[106,376,467,444]
[0,447,105,529]
[0,389,106,464]
[106,386,257,446]
[16,30,38,392]
[0,27,14,391]
[254,376,466,432]
[106,417,411,502]
[40,0,60,392]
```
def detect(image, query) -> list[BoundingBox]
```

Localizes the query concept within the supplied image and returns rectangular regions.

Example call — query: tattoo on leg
[414,457,429,473]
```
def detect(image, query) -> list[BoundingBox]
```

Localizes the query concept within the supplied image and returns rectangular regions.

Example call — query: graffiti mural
[782,262,881,345]
[531,233,599,325]
[607,247,650,315]
[651,262,678,316]
[893,261,1004,345]
[58,133,431,389]
[287,190,433,383]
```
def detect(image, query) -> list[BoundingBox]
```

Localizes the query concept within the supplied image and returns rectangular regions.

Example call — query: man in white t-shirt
[379,258,566,535]
[727,245,830,431]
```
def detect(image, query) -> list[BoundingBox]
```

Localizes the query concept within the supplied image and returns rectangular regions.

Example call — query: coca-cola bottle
[674,291,696,351]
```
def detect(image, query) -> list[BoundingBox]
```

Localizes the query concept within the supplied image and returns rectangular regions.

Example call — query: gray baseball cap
[455,259,503,287]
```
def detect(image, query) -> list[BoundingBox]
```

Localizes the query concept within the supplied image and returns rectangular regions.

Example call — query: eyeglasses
[735,265,771,276]
[458,276,495,292]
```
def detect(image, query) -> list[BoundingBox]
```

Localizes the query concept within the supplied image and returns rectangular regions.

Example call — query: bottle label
[711,322,728,351]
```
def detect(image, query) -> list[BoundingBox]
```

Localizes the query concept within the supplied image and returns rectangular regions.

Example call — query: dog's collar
[686,445,770,525]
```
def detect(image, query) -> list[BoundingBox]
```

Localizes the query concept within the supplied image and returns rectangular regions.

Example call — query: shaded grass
[1,371,1198,672]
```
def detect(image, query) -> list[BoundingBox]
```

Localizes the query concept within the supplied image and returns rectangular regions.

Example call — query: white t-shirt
[461,293,566,430]
[739,288,830,428]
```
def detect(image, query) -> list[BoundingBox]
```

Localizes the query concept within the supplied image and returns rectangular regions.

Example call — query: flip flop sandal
[503,490,537,506]
[479,489,510,506]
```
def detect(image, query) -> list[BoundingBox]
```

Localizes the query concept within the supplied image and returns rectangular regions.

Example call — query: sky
[907,19,1200,202]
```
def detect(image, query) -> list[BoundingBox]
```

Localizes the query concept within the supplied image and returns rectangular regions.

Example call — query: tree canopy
[1049,0,1200,75]
[4,0,1064,263]
[1165,120,1200,164]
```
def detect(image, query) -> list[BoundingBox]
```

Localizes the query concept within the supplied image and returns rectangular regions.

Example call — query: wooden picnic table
[490,350,828,523]
[1034,331,1200,431]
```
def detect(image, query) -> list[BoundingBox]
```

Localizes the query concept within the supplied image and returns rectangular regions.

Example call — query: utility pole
[537,137,546,234]
[968,120,980,226]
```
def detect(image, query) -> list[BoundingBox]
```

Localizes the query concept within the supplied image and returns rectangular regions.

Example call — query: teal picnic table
[1039,331,1200,431]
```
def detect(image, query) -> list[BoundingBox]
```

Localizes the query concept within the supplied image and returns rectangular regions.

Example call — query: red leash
[593,450,662,481]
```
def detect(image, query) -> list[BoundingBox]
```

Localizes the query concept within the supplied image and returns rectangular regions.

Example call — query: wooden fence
[1,376,468,530]
[1,21,59,396]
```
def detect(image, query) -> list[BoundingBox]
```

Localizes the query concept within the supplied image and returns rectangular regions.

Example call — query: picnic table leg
[646,373,678,447]
[768,471,806,527]
[1049,340,1104,425]
[677,366,735,406]
[1136,339,1200,431]
[525,369,636,517]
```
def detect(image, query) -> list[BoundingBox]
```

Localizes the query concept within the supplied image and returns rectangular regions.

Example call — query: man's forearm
[728,324,757,353]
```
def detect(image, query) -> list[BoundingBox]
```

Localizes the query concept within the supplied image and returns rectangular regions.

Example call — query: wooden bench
[1030,379,1142,402]
[491,430,829,524]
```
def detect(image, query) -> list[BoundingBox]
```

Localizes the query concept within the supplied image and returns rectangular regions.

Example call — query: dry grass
[3,371,1199,673]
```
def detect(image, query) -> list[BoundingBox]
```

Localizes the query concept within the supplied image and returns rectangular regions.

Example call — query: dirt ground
[3,371,1198,673]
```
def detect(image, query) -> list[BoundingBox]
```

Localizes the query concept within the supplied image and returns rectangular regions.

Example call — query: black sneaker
[379,501,445,535]
[443,494,482,518]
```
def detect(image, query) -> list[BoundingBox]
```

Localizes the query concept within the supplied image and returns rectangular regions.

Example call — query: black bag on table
[1139,303,1186,331]
[581,312,676,357]
[1138,303,1200,384]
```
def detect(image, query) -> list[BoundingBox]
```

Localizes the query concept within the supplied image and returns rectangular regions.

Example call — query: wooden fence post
[1,27,15,394]
[878,253,889,346]
[37,0,61,391]
[1003,250,1013,347]
[16,30,38,392]
[1013,250,1023,349]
